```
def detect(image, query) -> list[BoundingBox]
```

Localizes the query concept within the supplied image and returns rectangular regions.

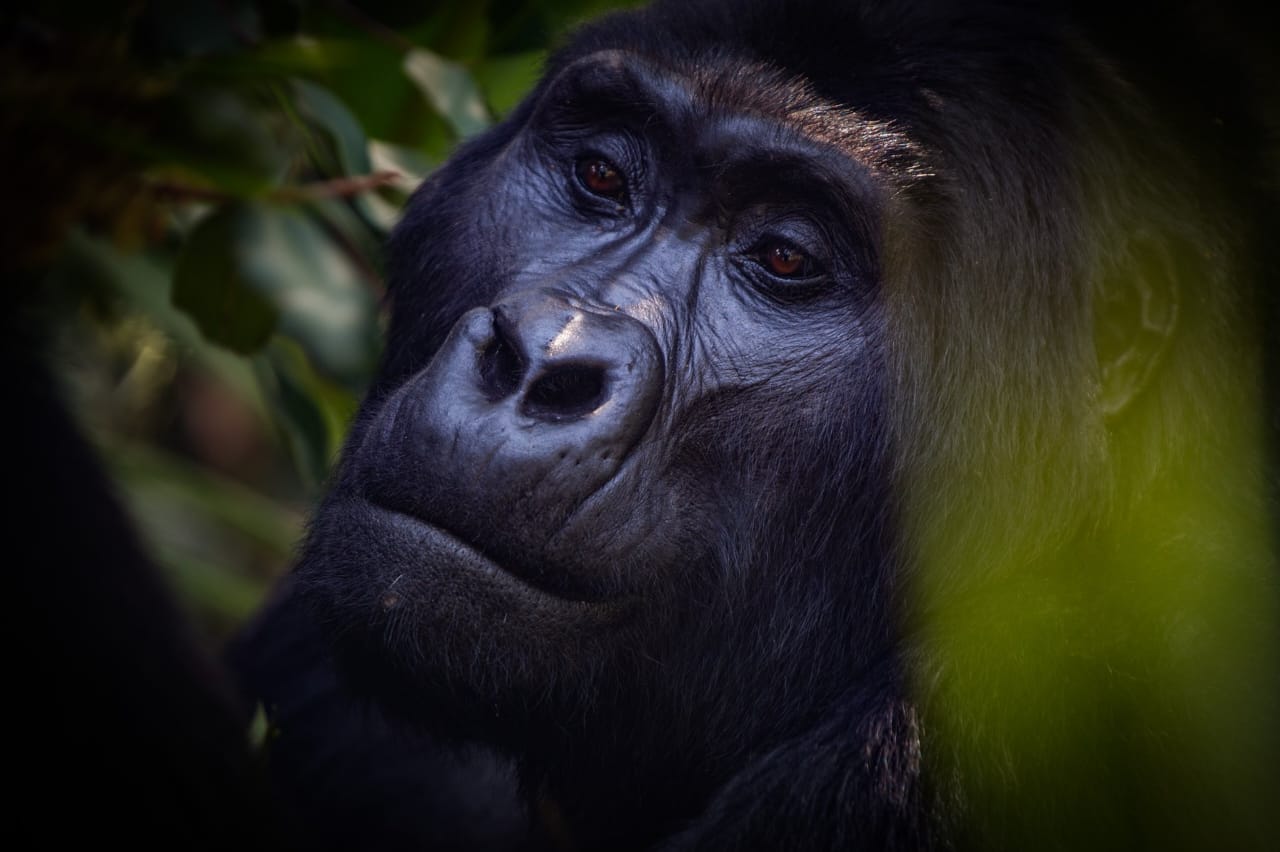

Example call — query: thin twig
[144,170,401,204]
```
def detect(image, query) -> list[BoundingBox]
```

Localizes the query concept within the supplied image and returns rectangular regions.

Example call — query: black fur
[235,2,1279,850]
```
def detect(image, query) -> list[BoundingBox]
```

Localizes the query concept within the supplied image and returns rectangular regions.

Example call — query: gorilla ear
[1093,231,1183,417]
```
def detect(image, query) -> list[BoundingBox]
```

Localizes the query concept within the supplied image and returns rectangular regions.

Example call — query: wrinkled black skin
[235,2,1274,850]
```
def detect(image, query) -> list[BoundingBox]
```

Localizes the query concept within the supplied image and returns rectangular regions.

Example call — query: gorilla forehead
[537,44,939,202]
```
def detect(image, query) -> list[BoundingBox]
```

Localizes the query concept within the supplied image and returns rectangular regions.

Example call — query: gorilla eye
[756,240,817,279]
[576,157,628,202]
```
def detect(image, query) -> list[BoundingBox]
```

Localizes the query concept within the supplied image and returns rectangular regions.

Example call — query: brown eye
[576,157,627,201]
[763,242,811,278]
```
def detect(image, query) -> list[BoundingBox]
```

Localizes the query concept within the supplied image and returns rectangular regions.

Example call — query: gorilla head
[310,8,902,734]
[276,1,1278,849]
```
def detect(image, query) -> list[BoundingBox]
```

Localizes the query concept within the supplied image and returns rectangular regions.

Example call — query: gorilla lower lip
[368,502,615,607]
[372,502,505,577]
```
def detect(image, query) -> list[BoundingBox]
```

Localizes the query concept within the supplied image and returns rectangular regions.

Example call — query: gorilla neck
[517,651,918,851]
[514,613,907,849]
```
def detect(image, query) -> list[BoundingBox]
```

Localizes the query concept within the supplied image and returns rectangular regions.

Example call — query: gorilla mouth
[364,499,618,608]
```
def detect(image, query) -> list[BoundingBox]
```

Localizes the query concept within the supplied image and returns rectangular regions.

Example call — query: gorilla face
[299,49,900,737]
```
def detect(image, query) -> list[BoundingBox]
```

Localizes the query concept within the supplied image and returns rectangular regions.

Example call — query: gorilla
[236,1,1280,850]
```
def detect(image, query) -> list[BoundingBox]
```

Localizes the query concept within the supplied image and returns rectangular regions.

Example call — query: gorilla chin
[299,493,641,718]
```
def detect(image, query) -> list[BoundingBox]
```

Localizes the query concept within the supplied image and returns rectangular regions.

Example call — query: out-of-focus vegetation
[2,0,638,643]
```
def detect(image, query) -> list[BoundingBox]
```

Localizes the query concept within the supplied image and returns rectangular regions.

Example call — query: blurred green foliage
[2,0,638,641]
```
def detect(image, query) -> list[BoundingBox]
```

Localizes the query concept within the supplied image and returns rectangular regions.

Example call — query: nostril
[522,363,608,421]
[479,326,524,400]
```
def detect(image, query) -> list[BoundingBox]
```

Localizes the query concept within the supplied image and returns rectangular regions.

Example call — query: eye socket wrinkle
[709,154,871,227]
[538,67,670,140]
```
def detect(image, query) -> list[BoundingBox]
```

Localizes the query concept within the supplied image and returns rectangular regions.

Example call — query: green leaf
[311,195,389,275]
[108,440,301,557]
[172,205,279,353]
[254,341,356,491]
[55,230,266,406]
[152,542,270,624]
[241,37,453,156]
[403,3,491,61]
[362,140,432,231]
[247,703,272,752]
[368,139,436,182]
[173,202,381,384]
[291,78,372,176]
[288,80,412,235]
[160,86,294,194]
[260,209,381,384]
[403,48,492,139]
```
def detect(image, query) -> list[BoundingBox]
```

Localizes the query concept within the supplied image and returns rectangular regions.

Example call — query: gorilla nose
[478,291,661,432]
[371,290,664,554]
[481,303,609,422]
